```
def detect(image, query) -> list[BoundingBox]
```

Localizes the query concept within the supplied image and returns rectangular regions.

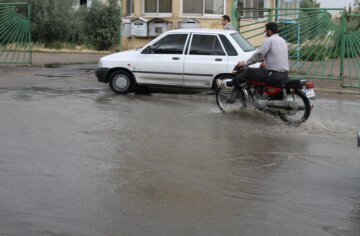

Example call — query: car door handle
[215,58,222,62]
[172,57,180,60]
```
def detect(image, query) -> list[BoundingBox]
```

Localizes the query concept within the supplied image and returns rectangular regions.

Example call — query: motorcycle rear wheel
[216,87,247,113]
[279,89,311,125]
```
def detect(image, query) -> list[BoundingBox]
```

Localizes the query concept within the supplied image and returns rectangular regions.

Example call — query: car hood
[99,49,140,68]
[244,49,256,59]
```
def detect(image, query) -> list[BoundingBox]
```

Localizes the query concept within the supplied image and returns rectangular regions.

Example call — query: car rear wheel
[109,70,135,94]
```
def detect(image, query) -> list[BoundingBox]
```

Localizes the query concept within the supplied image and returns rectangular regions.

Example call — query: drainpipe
[119,0,122,51]
[231,0,239,31]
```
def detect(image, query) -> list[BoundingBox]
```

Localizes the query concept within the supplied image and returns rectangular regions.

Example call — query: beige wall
[121,0,233,51]
[238,0,277,47]
[120,0,278,51]
[239,20,267,48]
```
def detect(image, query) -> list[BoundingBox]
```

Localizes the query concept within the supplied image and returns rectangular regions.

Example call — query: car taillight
[306,82,314,89]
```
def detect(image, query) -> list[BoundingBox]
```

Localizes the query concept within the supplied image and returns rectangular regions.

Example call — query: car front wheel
[109,70,135,94]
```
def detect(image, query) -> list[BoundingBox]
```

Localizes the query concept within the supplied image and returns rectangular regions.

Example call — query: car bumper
[95,68,110,83]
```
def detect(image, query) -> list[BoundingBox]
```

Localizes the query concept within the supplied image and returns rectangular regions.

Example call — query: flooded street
[0,65,360,236]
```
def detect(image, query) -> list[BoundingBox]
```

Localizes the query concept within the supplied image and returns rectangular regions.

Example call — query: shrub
[289,45,358,61]
[30,0,77,47]
[84,0,120,50]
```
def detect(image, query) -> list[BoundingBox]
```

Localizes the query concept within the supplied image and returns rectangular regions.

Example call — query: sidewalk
[28,52,360,96]
[32,52,107,67]
[307,78,360,96]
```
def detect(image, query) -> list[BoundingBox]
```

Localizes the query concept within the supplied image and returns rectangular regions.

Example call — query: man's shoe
[216,79,234,89]
[225,81,233,87]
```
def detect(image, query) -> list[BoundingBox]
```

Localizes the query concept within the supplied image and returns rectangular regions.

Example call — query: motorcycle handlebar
[232,65,248,74]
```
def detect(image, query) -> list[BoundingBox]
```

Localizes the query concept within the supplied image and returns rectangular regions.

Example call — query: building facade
[119,0,299,50]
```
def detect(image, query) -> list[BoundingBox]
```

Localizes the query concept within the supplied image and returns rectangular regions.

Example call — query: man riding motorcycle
[227,22,289,89]
[216,22,314,125]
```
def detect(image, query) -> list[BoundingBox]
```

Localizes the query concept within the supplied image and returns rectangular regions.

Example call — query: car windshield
[230,33,255,52]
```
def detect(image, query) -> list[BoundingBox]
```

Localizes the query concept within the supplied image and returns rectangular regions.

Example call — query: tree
[354,0,360,10]
[299,0,323,41]
[300,0,320,8]
[346,3,360,31]
[84,0,120,50]
[10,0,76,47]
[0,0,121,50]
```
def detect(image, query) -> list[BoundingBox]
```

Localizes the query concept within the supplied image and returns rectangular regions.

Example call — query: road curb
[31,61,99,68]
[316,88,360,96]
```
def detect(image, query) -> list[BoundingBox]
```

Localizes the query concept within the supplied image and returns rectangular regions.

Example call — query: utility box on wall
[178,18,200,29]
[121,19,132,37]
[148,18,171,37]
[131,17,149,37]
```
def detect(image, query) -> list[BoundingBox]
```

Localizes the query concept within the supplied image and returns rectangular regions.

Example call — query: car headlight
[98,59,103,68]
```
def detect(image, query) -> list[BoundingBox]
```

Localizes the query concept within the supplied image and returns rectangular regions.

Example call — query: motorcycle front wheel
[216,87,247,113]
[279,89,311,125]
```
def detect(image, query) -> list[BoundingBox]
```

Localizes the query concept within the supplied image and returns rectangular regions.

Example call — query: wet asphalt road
[0,65,360,236]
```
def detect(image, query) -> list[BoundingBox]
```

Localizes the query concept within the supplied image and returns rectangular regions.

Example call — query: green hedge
[0,0,120,50]
[289,45,359,61]
[84,0,120,50]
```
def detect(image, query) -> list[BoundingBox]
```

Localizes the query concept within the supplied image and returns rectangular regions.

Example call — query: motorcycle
[215,66,315,125]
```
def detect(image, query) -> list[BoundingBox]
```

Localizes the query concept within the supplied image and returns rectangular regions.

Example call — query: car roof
[166,28,237,35]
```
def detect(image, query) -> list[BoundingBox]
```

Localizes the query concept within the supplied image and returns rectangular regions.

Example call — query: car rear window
[190,35,225,56]
[230,33,255,52]
[219,35,238,56]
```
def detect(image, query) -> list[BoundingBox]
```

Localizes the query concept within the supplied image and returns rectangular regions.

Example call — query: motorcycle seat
[283,79,307,88]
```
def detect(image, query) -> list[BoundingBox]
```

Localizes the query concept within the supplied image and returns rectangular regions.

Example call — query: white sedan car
[95,28,256,94]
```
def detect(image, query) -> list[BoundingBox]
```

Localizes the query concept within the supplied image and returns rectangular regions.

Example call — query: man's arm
[245,38,272,66]
[245,51,263,66]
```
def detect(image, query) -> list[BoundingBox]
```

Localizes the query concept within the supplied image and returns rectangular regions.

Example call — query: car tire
[109,70,135,94]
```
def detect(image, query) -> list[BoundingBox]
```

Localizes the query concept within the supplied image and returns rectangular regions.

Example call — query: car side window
[189,35,225,56]
[219,35,238,56]
[150,34,188,54]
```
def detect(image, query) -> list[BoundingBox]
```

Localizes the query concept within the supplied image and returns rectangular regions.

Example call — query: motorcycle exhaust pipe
[256,100,299,115]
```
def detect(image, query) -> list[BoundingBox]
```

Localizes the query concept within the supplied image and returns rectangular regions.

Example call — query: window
[126,0,134,16]
[205,0,224,14]
[183,0,225,16]
[230,33,255,52]
[144,0,172,14]
[279,0,299,8]
[219,35,238,56]
[183,1,202,14]
[149,34,188,54]
[190,35,225,56]
[238,0,264,19]
[278,0,300,17]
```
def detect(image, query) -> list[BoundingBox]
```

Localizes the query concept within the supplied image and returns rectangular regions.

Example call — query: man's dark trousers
[232,68,288,87]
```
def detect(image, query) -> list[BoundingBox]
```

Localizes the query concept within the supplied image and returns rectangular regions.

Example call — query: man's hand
[236,61,246,68]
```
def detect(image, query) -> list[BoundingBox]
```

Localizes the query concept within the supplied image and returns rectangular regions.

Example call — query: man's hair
[222,15,231,22]
[265,22,279,34]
